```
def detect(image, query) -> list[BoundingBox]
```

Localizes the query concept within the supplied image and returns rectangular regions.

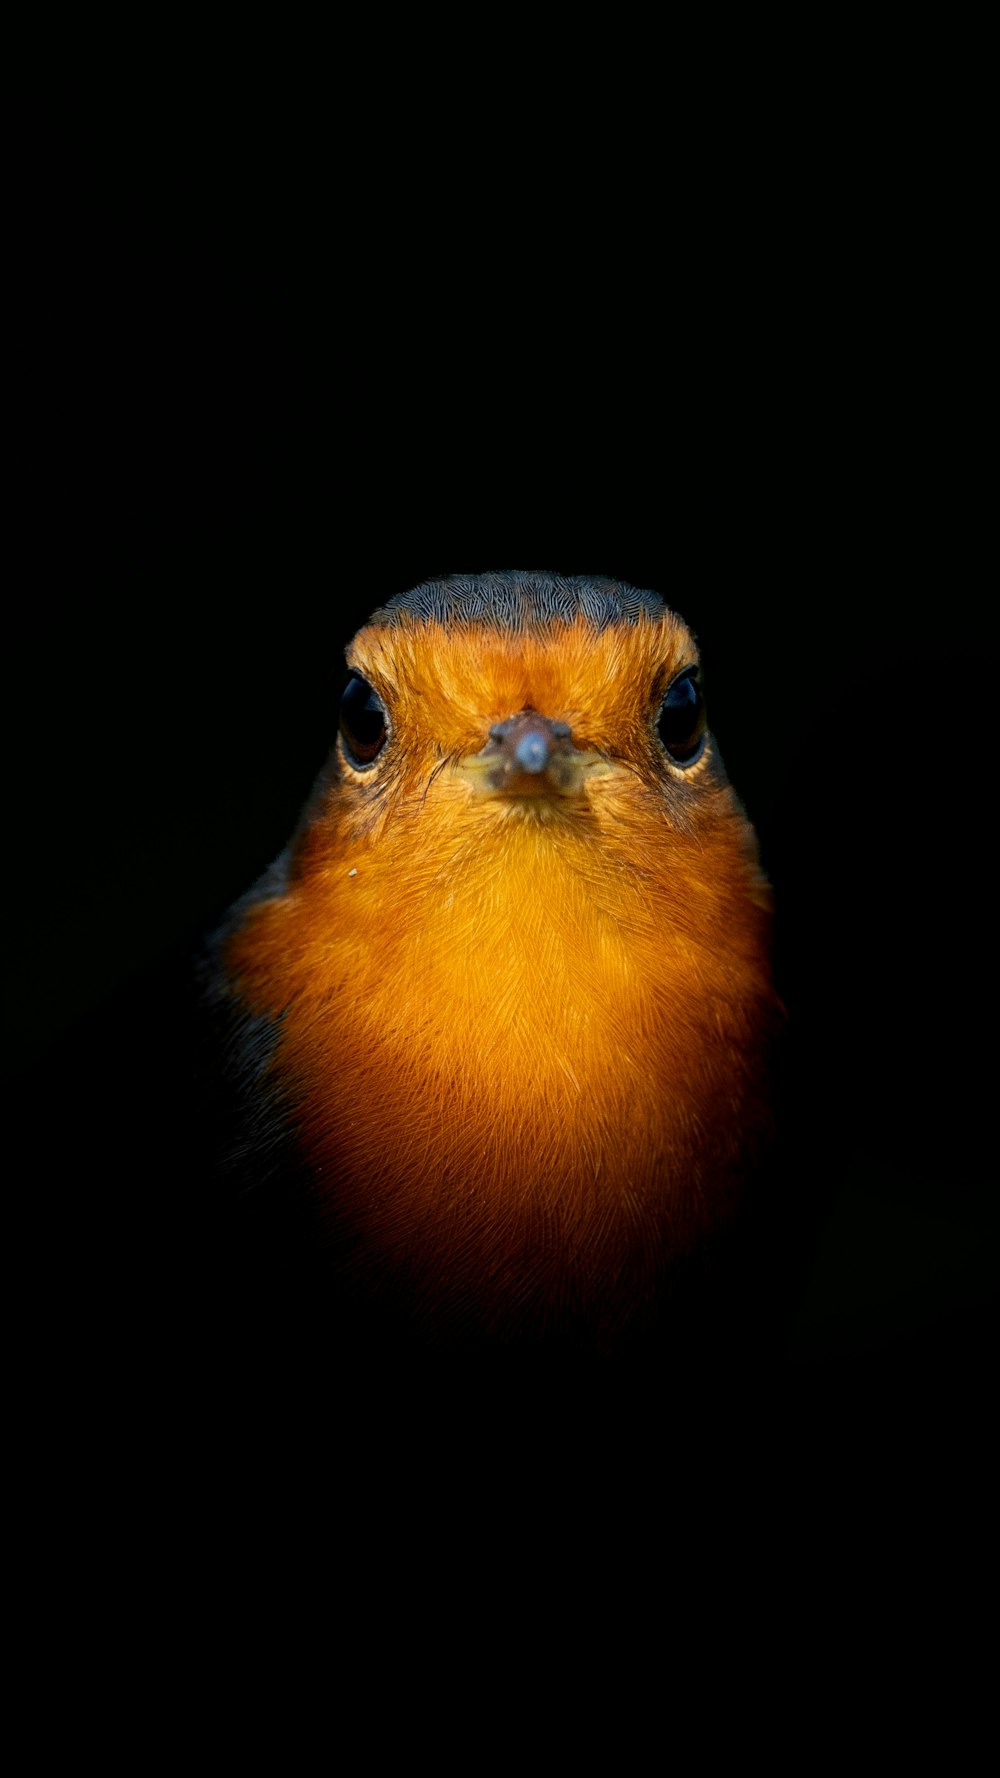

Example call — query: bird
[207,570,782,1382]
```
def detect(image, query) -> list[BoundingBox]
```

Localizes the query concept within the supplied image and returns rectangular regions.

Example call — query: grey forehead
[366,571,667,631]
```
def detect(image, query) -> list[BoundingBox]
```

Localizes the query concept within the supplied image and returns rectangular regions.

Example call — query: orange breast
[223,748,777,1345]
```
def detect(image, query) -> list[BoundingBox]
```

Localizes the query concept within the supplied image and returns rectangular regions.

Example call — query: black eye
[656,669,706,766]
[339,673,388,767]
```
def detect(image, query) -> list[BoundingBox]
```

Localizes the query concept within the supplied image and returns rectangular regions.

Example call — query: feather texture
[213,575,780,1353]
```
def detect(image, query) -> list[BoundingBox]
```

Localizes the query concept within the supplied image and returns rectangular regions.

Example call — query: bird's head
[286,571,769,911]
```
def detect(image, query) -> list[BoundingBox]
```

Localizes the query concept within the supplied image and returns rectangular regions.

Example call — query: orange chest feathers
[222,770,778,1341]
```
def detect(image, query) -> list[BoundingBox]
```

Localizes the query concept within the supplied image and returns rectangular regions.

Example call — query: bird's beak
[457,710,612,799]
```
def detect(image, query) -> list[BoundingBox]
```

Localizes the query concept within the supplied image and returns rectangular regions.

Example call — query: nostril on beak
[513,730,551,774]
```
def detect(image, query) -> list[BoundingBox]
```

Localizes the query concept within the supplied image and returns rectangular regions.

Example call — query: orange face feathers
[219,572,780,1349]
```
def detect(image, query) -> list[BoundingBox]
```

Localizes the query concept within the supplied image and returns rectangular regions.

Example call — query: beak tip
[513,732,551,774]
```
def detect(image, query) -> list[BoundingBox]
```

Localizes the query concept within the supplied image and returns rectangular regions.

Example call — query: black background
[13,94,994,1441]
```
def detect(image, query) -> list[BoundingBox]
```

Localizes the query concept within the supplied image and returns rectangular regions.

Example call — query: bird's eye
[339,672,388,768]
[656,669,707,766]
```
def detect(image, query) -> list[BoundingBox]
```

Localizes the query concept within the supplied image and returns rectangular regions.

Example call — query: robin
[210,571,781,1370]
